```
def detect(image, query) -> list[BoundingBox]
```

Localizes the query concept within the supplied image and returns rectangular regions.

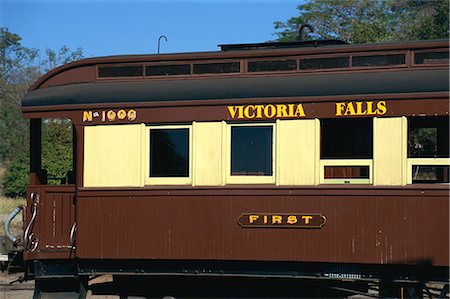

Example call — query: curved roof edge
[28,39,449,92]
[22,69,449,109]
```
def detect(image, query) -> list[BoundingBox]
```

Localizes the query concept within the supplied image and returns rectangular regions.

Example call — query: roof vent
[219,39,348,52]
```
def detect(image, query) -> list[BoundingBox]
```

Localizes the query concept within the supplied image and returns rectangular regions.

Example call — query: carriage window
[150,128,189,177]
[321,118,373,159]
[300,56,349,70]
[248,59,297,72]
[320,118,372,184]
[352,54,405,67]
[41,119,74,185]
[231,126,273,176]
[412,165,449,184]
[146,64,191,76]
[324,166,370,180]
[193,62,240,74]
[408,117,449,158]
[98,65,143,78]
[414,51,449,65]
[407,117,449,184]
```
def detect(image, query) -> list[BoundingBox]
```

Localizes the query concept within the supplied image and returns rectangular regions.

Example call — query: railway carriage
[13,38,450,298]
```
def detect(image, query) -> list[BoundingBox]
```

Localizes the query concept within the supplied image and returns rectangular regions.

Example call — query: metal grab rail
[4,206,23,246]
[69,222,77,249]
[24,192,39,252]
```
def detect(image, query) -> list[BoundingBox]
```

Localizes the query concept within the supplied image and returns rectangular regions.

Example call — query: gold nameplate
[237,213,326,229]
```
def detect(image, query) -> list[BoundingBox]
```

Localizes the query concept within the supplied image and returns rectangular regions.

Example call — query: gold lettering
[355,102,367,115]
[376,101,387,115]
[335,102,346,116]
[367,101,377,115]
[344,102,356,116]
[287,215,298,224]
[288,104,295,117]
[272,215,282,224]
[255,105,264,118]
[294,104,306,117]
[244,105,256,119]
[228,106,239,119]
[264,105,276,118]
[249,215,259,224]
[302,216,313,224]
[276,105,288,117]
[127,109,137,121]
[83,111,93,122]
[237,106,244,119]
[107,110,116,121]
[117,109,127,120]
[229,103,310,119]
[263,215,268,224]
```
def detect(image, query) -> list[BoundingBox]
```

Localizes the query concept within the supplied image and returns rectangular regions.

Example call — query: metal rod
[4,206,23,246]
[297,24,314,41]
[157,35,168,54]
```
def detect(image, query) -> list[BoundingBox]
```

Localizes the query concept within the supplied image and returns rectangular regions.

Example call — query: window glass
[248,59,297,72]
[352,54,405,67]
[321,118,373,159]
[98,65,143,77]
[193,62,240,74]
[324,166,369,179]
[414,51,449,64]
[146,64,191,76]
[300,56,349,70]
[408,117,449,158]
[412,165,449,184]
[231,126,273,176]
[150,128,189,177]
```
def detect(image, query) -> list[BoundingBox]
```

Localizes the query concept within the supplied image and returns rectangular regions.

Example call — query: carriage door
[24,119,77,256]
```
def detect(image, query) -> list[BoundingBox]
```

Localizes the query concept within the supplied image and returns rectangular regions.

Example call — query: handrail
[4,206,23,247]
[69,222,77,249]
[24,192,39,252]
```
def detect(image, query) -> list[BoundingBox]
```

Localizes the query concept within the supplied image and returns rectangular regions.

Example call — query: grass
[0,196,26,236]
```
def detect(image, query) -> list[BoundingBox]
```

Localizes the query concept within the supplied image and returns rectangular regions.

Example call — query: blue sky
[1,0,300,58]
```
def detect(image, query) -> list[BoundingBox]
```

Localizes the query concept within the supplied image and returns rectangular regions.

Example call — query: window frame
[225,122,276,184]
[407,158,450,184]
[145,124,193,185]
[319,118,374,184]
[319,159,373,184]
[406,116,450,184]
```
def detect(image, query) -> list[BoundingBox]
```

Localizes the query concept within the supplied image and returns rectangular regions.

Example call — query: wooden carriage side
[19,39,449,298]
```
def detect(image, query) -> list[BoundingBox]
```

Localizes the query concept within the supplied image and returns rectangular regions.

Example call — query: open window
[226,123,275,184]
[30,118,75,186]
[320,118,373,184]
[407,117,449,184]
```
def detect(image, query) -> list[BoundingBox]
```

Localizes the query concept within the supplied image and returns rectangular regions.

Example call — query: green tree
[3,150,29,197]
[390,0,449,41]
[1,27,82,197]
[273,0,449,43]
[42,120,73,185]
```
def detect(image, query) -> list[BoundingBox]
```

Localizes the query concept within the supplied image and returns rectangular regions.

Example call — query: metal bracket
[69,222,77,249]
[24,192,39,252]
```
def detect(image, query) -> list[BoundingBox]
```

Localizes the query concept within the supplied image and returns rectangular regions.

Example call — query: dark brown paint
[71,187,449,266]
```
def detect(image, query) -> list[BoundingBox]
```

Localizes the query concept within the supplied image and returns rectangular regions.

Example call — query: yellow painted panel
[193,122,223,186]
[84,124,142,187]
[373,117,406,185]
[278,119,317,185]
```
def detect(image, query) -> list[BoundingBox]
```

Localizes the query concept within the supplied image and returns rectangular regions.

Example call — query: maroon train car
[16,39,449,298]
